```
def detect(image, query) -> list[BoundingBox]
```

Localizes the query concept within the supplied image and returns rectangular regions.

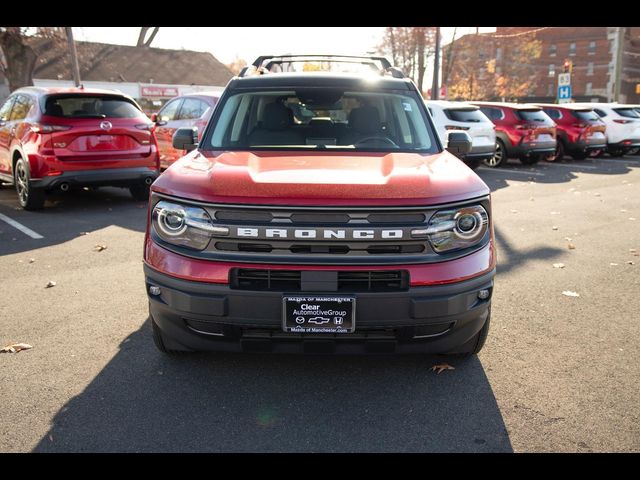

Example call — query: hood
[152,150,490,206]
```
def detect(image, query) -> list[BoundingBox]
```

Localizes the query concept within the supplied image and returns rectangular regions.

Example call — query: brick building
[443,27,640,104]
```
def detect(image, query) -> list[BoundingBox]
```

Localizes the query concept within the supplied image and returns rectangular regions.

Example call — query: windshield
[205,88,438,152]
[42,95,144,119]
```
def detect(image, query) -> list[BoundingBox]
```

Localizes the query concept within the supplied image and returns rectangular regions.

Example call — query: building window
[587,62,594,76]
[547,84,554,97]
[549,64,556,77]
[586,82,593,95]
[549,44,557,57]
[569,42,577,56]
[588,41,596,55]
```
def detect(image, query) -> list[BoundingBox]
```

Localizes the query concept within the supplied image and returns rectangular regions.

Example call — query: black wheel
[14,157,45,210]
[608,147,625,158]
[484,139,506,168]
[519,155,540,165]
[571,152,587,161]
[626,147,640,156]
[447,308,491,358]
[129,183,150,201]
[549,140,564,162]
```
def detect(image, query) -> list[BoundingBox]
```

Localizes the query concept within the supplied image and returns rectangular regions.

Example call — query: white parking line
[478,167,546,177]
[0,213,44,239]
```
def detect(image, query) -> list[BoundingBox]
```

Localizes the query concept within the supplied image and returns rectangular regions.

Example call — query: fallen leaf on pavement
[431,363,455,374]
[94,244,107,252]
[553,263,565,268]
[552,226,559,230]
[627,261,636,265]
[45,281,56,288]
[29,258,35,263]
[631,249,637,253]
[1,343,33,353]
[568,243,576,250]
[564,237,572,242]
[620,209,627,213]
[562,291,580,297]
[594,193,601,197]
[610,263,619,266]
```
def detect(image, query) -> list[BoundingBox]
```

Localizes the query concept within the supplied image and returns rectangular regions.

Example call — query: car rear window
[571,110,600,122]
[516,109,546,121]
[479,107,504,121]
[443,108,488,123]
[612,108,640,119]
[42,95,143,119]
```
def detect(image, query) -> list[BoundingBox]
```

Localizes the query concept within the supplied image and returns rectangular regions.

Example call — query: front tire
[129,183,150,201]
[484,139,506,168]
[14,157,45,210]
[447,308,491,358]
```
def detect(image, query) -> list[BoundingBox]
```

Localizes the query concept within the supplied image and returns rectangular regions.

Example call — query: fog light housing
[478,289,490,300]
[149,285,161,296]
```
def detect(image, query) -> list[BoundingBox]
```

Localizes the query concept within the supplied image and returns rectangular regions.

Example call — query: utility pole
[431,26,441,100]
[614,26,624,102]
[65,27,81,87]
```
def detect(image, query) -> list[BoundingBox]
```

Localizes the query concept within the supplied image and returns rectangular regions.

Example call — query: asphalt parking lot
[0,156,639,452]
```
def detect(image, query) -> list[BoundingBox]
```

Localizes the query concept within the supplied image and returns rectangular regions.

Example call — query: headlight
[152,200,228,250]
[420,205,488,253]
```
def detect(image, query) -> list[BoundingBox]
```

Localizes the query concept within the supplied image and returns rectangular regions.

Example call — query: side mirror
[150,113,158,122]
[173,127,199,152]
[446,131,472,157]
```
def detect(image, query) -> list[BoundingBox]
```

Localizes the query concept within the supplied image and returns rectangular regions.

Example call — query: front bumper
[145,264,495,354]
[32,167,159,190]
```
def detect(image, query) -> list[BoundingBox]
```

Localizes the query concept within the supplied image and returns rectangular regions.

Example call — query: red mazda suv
[0,87,160,210]
[535,103,607,161]
[471,102,556,167]
[144,55,496,357]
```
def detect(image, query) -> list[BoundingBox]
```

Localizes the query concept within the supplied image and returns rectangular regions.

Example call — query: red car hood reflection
[152,150,490,206]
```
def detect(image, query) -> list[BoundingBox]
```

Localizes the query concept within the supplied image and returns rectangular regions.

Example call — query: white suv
[425,100,496,169]
[574,103,640,157]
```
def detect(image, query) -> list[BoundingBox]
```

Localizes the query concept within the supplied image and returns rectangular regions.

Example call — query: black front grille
[230,269,409,292]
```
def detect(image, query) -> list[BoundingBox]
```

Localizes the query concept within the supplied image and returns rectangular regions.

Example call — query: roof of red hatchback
[16,86,133,98]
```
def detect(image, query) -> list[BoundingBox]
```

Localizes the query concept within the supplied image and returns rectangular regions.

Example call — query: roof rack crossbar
[241,54,403,78]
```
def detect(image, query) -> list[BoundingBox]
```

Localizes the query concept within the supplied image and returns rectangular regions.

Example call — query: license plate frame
[282,295,356,333]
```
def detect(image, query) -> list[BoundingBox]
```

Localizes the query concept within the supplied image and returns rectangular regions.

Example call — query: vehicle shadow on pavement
[494,226,564,276]
[33,320,513,453]
[478,156,638,193]
[0,186,148,256]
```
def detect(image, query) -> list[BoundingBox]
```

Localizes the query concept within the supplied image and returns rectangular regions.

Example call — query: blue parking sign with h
[557,85,572,100]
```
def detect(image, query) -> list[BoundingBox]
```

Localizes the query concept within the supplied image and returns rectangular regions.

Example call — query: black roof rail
[240,54,404,79]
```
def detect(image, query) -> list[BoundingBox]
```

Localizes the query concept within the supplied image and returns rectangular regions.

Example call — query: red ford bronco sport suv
[143,55,496,356]
[0,87,159,210]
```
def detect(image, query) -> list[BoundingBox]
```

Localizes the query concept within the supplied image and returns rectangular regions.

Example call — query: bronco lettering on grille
[236,227,404,240]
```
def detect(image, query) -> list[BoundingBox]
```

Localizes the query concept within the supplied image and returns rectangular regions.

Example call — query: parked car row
[425,99,640,169]
[0,86,221,209]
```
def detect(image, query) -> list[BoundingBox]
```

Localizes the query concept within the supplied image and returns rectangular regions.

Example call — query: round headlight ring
[157,207,187,236]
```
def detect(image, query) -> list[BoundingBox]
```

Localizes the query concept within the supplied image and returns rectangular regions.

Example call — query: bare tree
[137,27,160,47]
[378,27,436,93]
[0,27,65,92]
